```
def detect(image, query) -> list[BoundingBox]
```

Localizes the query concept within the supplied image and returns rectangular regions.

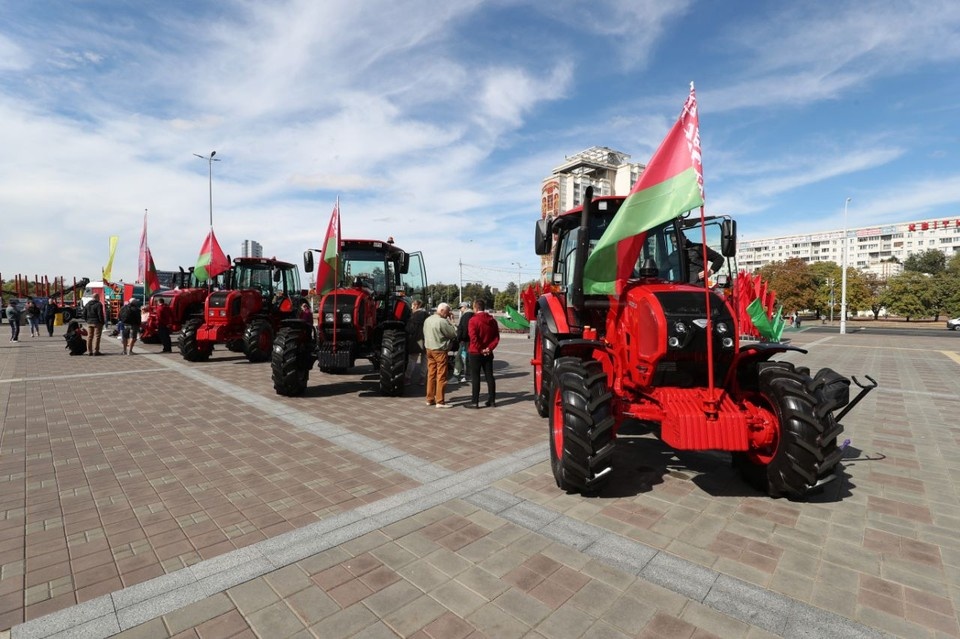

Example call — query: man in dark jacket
[156,298,174,352]
[83,297,106,355]
[453,301,474,383]
[43,298,59,337]
[405,299,428,384]
[119,298,142,355]
[467,299,500,408]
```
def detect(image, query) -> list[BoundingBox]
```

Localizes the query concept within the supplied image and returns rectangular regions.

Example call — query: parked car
[948,317,960,330]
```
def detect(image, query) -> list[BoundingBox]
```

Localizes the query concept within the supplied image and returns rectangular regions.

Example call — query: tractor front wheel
[533,318,559,418]
[272,327,312,396]
[734,361,844,498]
[379,329,407,396]
[549,357,616,493]
[179,319,211,362]
[243,319,274,363]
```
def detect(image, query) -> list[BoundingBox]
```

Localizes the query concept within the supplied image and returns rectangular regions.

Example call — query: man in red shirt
[156,298,174,353]
[467,299,500,408]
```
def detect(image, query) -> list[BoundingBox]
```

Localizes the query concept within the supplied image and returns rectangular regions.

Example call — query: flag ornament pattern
[139,212,161,297]
[316,200,341,296]
[194,230,230,282]
[584,83,704,295]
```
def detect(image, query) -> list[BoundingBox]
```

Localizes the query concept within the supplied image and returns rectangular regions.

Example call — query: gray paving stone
[640,550,718,602]
[499,500,561,532]
[12,596,115,639]
[703,573,792,635]
[583,533,657,575]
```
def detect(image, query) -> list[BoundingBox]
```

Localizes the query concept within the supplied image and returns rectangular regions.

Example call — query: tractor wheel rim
[533,333,542,394]
[551,387,563,457]
[746,393,779,465]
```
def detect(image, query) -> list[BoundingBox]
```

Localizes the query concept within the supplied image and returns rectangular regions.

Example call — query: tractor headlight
[668,336,680,348]
[715,322,728,335]
[341,313,352,324]
[722,337,734,349]
[324,312,335,323]
[674,321,687,334]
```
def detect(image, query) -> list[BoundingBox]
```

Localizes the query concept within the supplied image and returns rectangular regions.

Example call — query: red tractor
[271,238,427,397]
[533,187,875,499]
[179,256,304,363]
[140,267,221,343]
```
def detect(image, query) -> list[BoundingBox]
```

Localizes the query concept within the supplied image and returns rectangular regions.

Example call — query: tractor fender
[724,341,808,388]
[537,294,570,335]
[555,338,606,361]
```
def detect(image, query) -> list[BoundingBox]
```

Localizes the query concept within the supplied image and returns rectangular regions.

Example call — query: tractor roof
[233,256,297,269]
[341,238,407,258]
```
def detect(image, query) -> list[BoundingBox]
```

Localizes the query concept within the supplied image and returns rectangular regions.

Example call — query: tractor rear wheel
[379,329,407,396]
[533,318,559,418]
[734,361,844,498]
[179,318,211,362]
[272,327,311,396]
[549,357,616,493]
[243,319,274,362]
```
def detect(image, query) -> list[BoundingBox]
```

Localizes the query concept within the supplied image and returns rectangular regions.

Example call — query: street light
[839,197,851,334]
[512,262,522,310]
[193,151,220,227]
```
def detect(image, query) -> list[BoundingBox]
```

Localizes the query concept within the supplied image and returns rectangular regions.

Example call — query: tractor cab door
[678,218,736,287]
[400,251,427,299]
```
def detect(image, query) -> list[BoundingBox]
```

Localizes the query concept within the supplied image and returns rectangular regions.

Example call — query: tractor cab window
[279,268,300,295]
[340,248,393,299]
[236,265,274,296]
[401,251,427,298]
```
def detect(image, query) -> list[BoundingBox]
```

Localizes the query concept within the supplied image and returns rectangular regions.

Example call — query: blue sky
[2,0,959,291]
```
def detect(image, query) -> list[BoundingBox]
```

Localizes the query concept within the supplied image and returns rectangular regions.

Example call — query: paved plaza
[1,323,958,638]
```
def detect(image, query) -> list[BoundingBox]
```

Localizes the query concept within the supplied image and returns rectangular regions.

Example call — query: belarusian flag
[584,83,705,295]
[138,212,161,297]
[316,199,341,295]
[194,229,230,282]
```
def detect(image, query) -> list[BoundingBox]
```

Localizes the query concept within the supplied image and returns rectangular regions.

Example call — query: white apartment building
[737,217,960,277]
[241,240,263,259]
[540,146,644,221]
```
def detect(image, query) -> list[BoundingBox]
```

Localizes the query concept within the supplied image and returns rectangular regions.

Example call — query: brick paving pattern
[1,326,958,638]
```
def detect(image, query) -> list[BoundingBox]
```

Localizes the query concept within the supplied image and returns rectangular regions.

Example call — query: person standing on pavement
[119,298,142,354]
[25,297,41,337]
[422,302,458,408]
[5,299,21,342]
[155,298,173,352]
[405,299,428,385]
[467,299,500,408]
[43,298,59,337]
[83,296,106,355]
[453,300,474,383]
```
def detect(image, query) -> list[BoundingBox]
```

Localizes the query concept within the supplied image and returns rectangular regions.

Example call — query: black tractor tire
[61,308,74,323]
[272,327,312,396]
[534,318,559,418]
[733,361,844,498]
[243,319,274,363]
[379,329,407,396]
[179,318,211,362]
[549,357,616,494]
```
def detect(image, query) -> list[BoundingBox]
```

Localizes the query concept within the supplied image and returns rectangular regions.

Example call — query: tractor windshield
[235,264,300,296]
[340,248,397,299]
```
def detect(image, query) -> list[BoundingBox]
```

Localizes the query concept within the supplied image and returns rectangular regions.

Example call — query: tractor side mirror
[303,251,314,273]
[400,253,410,274]
[534,219,552,255]
[721,219,737,257]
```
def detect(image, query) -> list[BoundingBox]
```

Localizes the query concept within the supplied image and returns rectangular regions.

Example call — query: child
[64,320,88,355]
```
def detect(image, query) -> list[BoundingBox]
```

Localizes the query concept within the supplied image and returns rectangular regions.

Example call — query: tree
[757,258,815,314]
[881,272,935,320]
[903,249,946,275]
[860,272,887,319]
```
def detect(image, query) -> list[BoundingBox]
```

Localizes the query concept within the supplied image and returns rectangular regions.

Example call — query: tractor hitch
[835,375,878,422]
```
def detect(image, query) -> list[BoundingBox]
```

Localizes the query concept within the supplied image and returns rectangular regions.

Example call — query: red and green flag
[138,211,161,297]
[316,199,341,296]
[194,229,229,282]
[584,83,705,295]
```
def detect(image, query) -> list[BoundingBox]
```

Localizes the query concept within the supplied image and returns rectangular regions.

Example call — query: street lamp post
[193,151,220,227]
[512,262,522,310]
[839,197,851,334]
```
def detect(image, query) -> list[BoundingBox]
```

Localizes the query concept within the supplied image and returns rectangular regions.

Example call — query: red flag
[316,199,341,295]
[194,230,230,282]
[139,212,161,297]
[584,83,704,294]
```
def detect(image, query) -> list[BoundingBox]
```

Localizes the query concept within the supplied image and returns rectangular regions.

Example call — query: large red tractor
[271,239,427,397]
[141,267,221,343]
[533,187,875,499]
[179,257,304,363]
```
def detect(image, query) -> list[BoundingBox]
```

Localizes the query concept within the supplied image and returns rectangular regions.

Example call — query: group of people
[5,296,62,342]
[406,299,500,409]
[62,296,175,356]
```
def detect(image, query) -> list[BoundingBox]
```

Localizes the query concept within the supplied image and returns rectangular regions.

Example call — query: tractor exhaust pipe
[570,186,593,316]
